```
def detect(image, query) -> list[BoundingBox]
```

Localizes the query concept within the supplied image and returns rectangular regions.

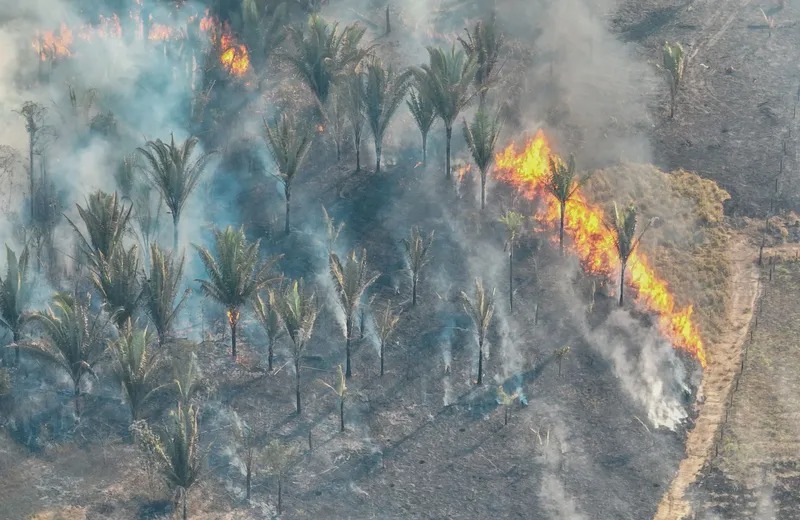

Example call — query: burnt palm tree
[283,15,370,109]
[0,245,31,364]
[261,439,298,515]
[67,190,132,268]
[263,113,313,234]
[318,364,347,431]
[406,84,437,165]
[413,46,477,179]
[461,278,495,385]
[604,203,655,306]
[276,279,319,414]
[498,211,524,311]
[344,72,366,172]
[195,227,279,361]
[458,16,504,104]
[329,249,379,378]
[253,290,284,371]
[402,227,434,306]
[544,154,590,255]
[662,41,685,119]
[92,244,143,330]
[463,104,503,209]
[111,322,166,421]
[142,244,188,347]
[374,299,401,376]
[137,135,214,249]
[22,292,112,413]
[364,59,412,172]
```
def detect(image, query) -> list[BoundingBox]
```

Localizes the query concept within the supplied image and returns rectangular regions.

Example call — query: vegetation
[496,385,519,425]
[498,211,524,311]
[545,154,589,255]
[142,244,188,347]
[374,299,401,376]
[329,249,378,378]
[364,59,412,172]
[261,439,298,515]
[662,41,685,119]
[0,245,31,364]
[463,104,503,209]
[67,190,132,268]
[461,278,495,385]
[195,226,279,361]
[402,227,435,306]
[344,72,367,172]
[604,203,654,306]
[253,289,284,371]
[319,364,348,431]
[276,279,319,414]
[110,323,164,421]
[406,84,437,165]
[553,345,571,377]
[458,16,504,104]
[16,101,48,222]
[91,243,142,330]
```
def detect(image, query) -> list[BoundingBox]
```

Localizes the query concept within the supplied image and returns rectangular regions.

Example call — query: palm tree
[92,244,143,330]
[553,345,571,377]
[463,104,503,209]
[111,322,166,421]
[544,154,590,255]
[253,290,284,371]
[195,227,278,361]
[498,211,524,311]
[402,227,434,306]
[329,249,379,378]
[413,46,478,179]
[364,59,412,172]
[604,203,655,306]
[406,84,437,165]
[326,88,348,161]
[283,15,370,108]
[662,42,685,119]
[137,135,214,249]
[67,190,132,268]
[458,16,504,104]
[261,439,298,515]
[23,292,112,413]
[496,385,519,425]
[115,153,139,199]
[374,299,400,376]
[142,244,188,347]
[318,364,347,431]
[276,279,319,414]
[0,245,31,364]
[344,72,366,172]
[263,113,313,234]
[461,278,495,385]
[241,0,288,65]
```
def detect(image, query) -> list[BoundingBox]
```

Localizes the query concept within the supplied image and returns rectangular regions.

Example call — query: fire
[148,23,177,41]
[495,130,707,367]
[201,15,250,77]
[226,309,240,326]
[34,23,73,60]
[454,162,472,184]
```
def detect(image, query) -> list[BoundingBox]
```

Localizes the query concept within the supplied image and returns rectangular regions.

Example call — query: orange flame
[226,309,240,326]
[199,14,250,77]
[34,23,73,60]
[495,130,707,367]
[454,162,472,184]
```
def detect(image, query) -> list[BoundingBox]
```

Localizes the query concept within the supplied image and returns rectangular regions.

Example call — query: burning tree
[16,101,48,222]
[261,439,299,515]
[22,292,113,414]
[263,113,313,234]
[142,244,188,347]
[253,290,284,372]
[0,245,31,364]
[363,58,412,173]
[413,46,478,179]
[604,203,655,307]
[662,41,685,119]
[344,72,367,172]
[496,385,519,425]
[406,83,437,165]
[137,135,214,250]
[544,154,590,255]
[374,299,401,376]
[402,227,435,306]
[194,227,279,361]
[318,364,348,431]
[458,16,504,104]
[498,211,524,311]
[553,345,571,377]
[276,279,319,414]
[461,278,495,385]
[91,244,143,330]
[462,104,503,209]
[241,0,288,66]
[111,323,164,422]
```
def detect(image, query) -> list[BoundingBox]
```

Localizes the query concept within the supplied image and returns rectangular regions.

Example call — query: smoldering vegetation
[0,0,704,518]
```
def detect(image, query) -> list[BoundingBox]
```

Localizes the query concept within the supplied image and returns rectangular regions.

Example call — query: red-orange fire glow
[495,130,707,367]
[34,23,73,60]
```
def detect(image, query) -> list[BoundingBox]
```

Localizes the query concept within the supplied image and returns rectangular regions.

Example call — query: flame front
[495,130,707,368]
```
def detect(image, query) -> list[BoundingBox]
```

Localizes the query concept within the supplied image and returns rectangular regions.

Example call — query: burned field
[0,0,796,519]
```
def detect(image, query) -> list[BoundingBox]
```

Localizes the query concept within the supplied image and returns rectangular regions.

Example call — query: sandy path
[653,236,760,520]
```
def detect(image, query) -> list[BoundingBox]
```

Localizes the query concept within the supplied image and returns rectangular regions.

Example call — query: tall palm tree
[662,41,685,119]
[463,104,503,209]
[364,59,412,173]
[263,113,313,234]
[22,292,112,413]
[402,227,434,306]
[604,203,655,306]
[329,249,379,379]
[318,364,347,431]
[276,279,319,414]
[195,227,279,361]
[282,15,370,109]
[498,211,524,311]
[142,244,188,347]
[67,190,132,268]
[241,0,288,66]
[413,46,477,179]
[92,244,143,330]
[545,154,590,255]
[137,135,214,249]
[461,278,495,385]
[374,299,400,376]
[0,245,31,364]
[344,72,366,172]
[111,322,166,421]
[458,16,504,104]
[406,84,437,165]
[253,290,284,372]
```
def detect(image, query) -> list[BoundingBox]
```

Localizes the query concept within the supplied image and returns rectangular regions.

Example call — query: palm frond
[143,243,187,345]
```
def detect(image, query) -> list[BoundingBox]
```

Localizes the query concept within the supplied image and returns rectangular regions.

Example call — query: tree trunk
[422,133,427,165]
[480,172,486,210]
[477,340,483,385]
[28,135,34,222]
[345,315,352,378]
[340,398,345,432]
[445,124,452,179]
[268,338,274,371]
[13,329,19,365]
[376,141,382,173]
[246,464,251,501]
[558,357,562,377]
[336,139,341,161]
[509,249,513,311]
[619,261,626,307]
[669,84,676,119]
[183,489,187,520]
[559,201,566,255]
[285,184,291,234]
[173,213,179,251]
[73,381,81,416]
[230,314,237,361]
[380,340,385,376]
[355,139,361,172]
[295,360,302,414]
[277,479,282,514]
[385,5,391,34]
[504,406,508,425]
[412,276,417,306]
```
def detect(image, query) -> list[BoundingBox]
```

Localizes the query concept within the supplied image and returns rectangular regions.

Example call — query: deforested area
[0,0,797,519]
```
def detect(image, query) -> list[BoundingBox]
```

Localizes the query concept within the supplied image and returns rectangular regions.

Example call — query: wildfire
[226,309,240,326]
[454,162,472,184]
[201,15,250,77]
[495,130,707,367]
[34,23,73,60]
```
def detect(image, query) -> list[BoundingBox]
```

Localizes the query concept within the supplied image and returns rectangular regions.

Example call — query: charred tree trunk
[559,201,566,255]
[268,338,274,371]
[422,133,428,165]
[182,489,187,520]
[345,315,353,379]
[412,276,417,306]
[477,339,483,385]
[504,406,509,425]
[230,313,238,361]
[376,141,382,173]
[173,213,180,251]
[445,124,452,179]
[285,184,291,234]
[480,172,487,210]
[385,5,391,35]
[295,360,302,414]
[355,139,361,172]
[28,134,34,223]
[619,261,627,307]
[277,479,282,514]
[13,329,19,365]
[340,398,345,432]
[245,462,252,501]
[508,248,513,311]
[380,340,385,376]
